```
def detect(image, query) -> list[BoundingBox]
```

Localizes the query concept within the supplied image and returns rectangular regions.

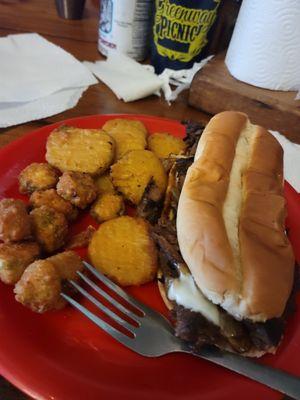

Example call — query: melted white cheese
[168,272,221,326]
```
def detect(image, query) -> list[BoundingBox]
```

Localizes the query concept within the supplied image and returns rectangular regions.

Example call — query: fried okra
[14,251,84,313]
[0,199,32,243]
[57,171,97,209]
[14,259,63,313]
[30,189,78,221]
[47,251,84,280]
[90,193,125,223]
[30,206,68,253]
[0,242,40,285]
[19,163,59,194]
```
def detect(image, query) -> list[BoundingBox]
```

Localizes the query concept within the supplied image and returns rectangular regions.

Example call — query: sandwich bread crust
[177,111,295,322]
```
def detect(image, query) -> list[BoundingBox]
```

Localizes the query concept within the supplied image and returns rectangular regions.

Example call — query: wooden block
[188,53,300,144]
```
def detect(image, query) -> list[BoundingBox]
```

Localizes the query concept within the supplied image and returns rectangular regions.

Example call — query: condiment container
[98,0,152,61]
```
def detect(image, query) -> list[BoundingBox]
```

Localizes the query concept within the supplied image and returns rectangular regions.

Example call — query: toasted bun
[177,111,295,322]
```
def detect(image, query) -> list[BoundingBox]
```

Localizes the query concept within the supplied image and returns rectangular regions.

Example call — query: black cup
[55,0,86,20]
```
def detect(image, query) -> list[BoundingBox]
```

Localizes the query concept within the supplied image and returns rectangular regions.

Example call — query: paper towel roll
[225,0,300,91]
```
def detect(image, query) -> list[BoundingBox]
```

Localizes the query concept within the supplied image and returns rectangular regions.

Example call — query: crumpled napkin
[84,52,163,102]
[270,131,300,192]
[0,33,97,128]
[84,50,213,103]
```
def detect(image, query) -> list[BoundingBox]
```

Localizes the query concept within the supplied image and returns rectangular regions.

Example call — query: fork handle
[190,347,300,399]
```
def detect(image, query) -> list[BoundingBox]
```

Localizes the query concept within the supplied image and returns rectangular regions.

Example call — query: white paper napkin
[0,33,97,127]
[270,131,300,192]
[84,51,163,102]
[0,87,88,128]
[84,50,213,103]
[0,33,97,103]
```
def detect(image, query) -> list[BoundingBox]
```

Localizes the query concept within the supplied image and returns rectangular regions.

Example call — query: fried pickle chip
[94,173,115,195]
[30,206,68,253]
[46,126,115,175]
[19,163,59,194]
[110,150,167,205]
[30,189,78,221]
[88,216,157,286]
[90,193,124,223]
[147,132,186,159]
[57,171,98,209]
[102,118,147,160]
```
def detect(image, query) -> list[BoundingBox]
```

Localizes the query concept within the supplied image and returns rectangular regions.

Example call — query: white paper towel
[270,131,300,193]
[0,33,97,103]
[0,87,88,128]
[225,0,300,91]
[84,51,163,102]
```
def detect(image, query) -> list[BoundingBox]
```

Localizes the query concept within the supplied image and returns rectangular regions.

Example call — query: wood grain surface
[0,1,297,400]
[189,53,300,144]
[0,1,209,399]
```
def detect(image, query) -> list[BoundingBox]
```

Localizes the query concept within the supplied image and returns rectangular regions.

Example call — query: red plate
[0,114,299,400]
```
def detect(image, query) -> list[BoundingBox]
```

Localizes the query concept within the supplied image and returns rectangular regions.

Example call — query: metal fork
[61,261,300,400]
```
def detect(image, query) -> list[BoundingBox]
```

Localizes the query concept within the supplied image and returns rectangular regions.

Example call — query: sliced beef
[182,120,205,156]
[136,179,164,225]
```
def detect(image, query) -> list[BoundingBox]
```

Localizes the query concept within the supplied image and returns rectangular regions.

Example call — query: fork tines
[61,261,145,344]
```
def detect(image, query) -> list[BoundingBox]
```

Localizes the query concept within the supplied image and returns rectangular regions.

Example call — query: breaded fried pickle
[90,193,124,223]
[102,118,147,160]
[148,132,186,159]
[88,216,158,286]
[46,126,115,175]
[110,150,167,205]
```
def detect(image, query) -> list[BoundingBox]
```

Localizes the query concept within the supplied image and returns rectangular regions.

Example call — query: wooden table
[0,1,210,399]
[0,2,295,400]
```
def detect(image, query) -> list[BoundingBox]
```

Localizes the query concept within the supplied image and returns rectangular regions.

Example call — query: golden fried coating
[19,163,59,194]
[102,118,147,160]
[147,132,186,159]
[47,251,83,280]
[110,150,167,205]
[14,251,84,313]
[30,189,78,221]
[46,126,115,175]
[102,119,147,137]
[0,199,32,243]
[90,193,125,223]
[66,225,96,249]
[94,173,115,195]
[88,216,158,286]
[30,206,68,253]
[0,242,40,285]
[14,260,63,313]
[57,171,98,209]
